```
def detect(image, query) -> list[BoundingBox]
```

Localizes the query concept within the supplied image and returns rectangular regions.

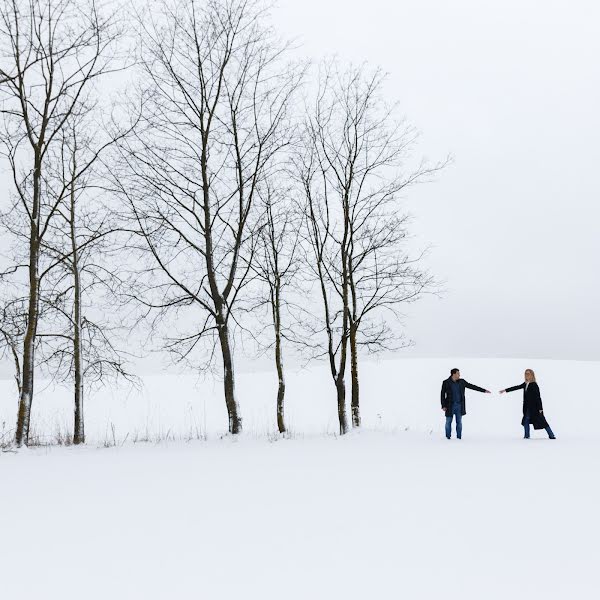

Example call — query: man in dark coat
[440,368,491,439]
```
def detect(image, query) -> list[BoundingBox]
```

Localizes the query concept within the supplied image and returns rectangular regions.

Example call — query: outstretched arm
[499,383,525,394]
[464,381,491,393]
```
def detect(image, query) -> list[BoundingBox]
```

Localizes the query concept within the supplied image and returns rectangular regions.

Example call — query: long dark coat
[504,381,549,429]
[440,378,487,417]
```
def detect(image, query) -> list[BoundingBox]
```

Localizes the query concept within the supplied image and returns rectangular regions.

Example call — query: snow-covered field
[1,358,598,598]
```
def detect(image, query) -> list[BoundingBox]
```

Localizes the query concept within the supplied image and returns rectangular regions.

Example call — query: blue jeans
[523,412,555,439]
[445,403,462,439]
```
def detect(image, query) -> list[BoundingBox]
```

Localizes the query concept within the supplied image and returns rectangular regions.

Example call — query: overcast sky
[0,0,598,379]
[270,0,600,360]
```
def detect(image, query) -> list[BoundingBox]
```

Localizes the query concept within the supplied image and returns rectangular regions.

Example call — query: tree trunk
[15,253,39,446]
[276,372,286,434]
[350,323,360,428]
[338,192,351,435]
[271,283,286,434]
[72,281,84,443]
[217,319,242,434]
[15,270,37,446]
[70,161,85,445]
[15,157,42,447]
[335,375,349,435]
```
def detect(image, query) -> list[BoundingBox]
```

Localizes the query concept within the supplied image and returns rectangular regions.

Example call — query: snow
[0,358,598,598]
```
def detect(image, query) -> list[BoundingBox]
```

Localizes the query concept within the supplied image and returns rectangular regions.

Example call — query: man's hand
[441,407,447,412]
[485,390,491,394]
[499,390,506,394]
[539,410,543,414]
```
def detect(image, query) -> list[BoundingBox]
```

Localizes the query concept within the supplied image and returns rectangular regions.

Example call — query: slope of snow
[0,357,597,442]
[0,358,598,599]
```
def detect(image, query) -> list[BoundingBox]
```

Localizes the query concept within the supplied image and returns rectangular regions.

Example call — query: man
[441,368,491,439]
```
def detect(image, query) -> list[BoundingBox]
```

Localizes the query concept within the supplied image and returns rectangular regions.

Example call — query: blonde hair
[525,368,536,382]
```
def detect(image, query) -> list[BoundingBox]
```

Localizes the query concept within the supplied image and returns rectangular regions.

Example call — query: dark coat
[440,378,487,417]
[504,381,549,429]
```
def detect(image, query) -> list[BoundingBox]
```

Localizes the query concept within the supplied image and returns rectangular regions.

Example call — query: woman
[499,369,556,439]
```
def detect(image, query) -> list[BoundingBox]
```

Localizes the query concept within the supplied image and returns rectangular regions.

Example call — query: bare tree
[38,113,135,444]
[0,0,124,445]
[116,0,300,434]
[296,141,351,434]
[251,184,301,434]
[296,62,445,431]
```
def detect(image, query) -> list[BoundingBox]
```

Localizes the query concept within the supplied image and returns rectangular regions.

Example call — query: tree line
[0,0,445,447]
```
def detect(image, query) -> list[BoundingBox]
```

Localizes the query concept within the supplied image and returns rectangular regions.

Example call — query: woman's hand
[499,390,506,394]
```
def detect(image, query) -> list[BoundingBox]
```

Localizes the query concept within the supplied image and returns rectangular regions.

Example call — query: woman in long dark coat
[499,368,556,439]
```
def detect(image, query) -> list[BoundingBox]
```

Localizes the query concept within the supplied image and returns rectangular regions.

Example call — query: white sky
[0,0,598,378]
[271,0,600,360]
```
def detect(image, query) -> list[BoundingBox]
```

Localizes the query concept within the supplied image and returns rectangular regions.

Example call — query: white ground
[1,358,598,599]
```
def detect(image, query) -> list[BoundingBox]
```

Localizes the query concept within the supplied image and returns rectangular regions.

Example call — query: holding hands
[443,368,555,440]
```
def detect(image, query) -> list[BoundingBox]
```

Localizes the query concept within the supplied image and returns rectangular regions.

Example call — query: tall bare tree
[38,113,134,444]
[116,0,300,434]
[296,139,351,434]
[251,184,302,434]
[0,0,124,445]
[297,62,445,431]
